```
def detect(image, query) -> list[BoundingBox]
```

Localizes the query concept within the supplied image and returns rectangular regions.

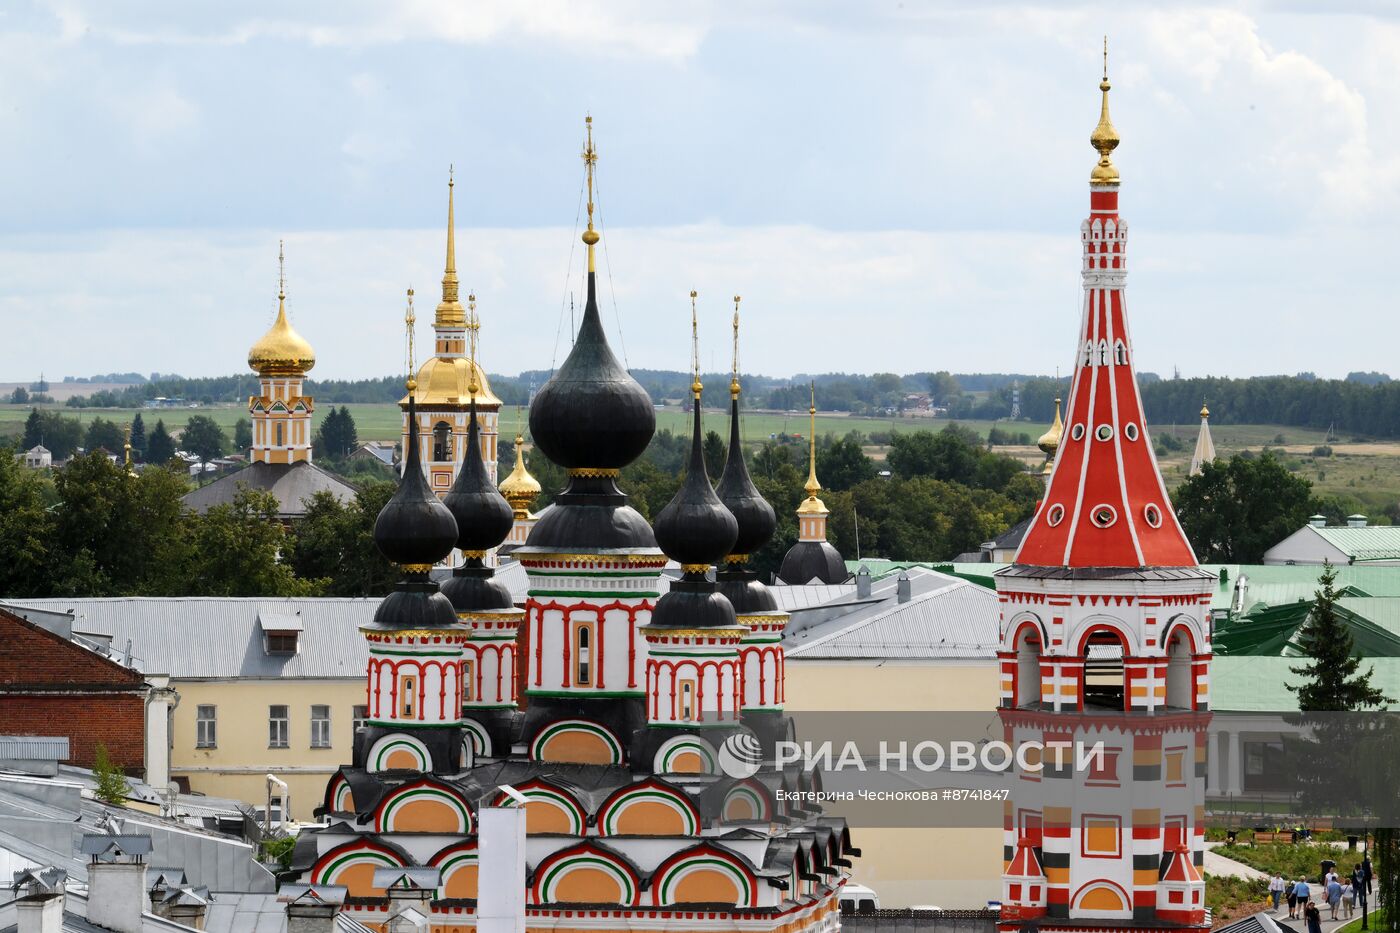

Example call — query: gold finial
[689,290,702,399]
[249,241,315,376]
[123,422,135,476]
[467,292,480,399]
[805,381,820,496]
[1038,397,1064,475]
[730,295,742,399]
[500,421,542,515]
[404,288,418,394]
[277,239,286,301]
[436,168,466,327]
[1090,36,1121,186]
[1200,399,1210,420]
[581,115,600,272]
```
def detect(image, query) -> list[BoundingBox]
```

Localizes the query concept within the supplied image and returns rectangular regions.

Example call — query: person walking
[1304,900,1323,933]
[1327,875,1343,920]
[1291,878,1311,920]
[1342,879,1355,919]
[1269,874,1286,912]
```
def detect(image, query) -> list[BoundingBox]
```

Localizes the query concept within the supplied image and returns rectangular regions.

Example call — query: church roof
[181,461,354,519]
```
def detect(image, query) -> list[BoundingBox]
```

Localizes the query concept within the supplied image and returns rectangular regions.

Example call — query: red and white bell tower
[995,47,1214,933]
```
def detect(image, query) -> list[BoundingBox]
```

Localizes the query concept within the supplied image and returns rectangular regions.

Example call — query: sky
[3,1,1400,382]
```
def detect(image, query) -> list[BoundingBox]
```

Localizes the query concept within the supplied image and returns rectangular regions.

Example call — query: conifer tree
[147,419,176,465]
[1289,560,1391,711]
[92,743,130,805]
[130,412,146,454]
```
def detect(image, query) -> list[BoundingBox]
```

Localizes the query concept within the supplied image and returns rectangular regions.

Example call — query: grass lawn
[1335,908,1392,933]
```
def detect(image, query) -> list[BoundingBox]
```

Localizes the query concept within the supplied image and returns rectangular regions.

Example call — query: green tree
[84,417,125,454]
[92,743,131,804]
[1174,452,1316,563]
[702,429,726,481]
[926,371,961,406]
[233,417,252,454]
[1289,561,1392,711]
[21,409,83,458]
[188,487,321,596]
[129,412,146,455]
[181,415,228,473]
[147,419,176,465]
[288,486,397,596]
[816,435,875,490]
[0,445,55,595]
[316,406,359,460]
[887,426,980,485]
[9,386,28,404]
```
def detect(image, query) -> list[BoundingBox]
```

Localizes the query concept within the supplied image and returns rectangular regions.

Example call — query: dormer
[260,610,303,655]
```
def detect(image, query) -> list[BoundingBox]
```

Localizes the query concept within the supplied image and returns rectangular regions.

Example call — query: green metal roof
[1311,525,1400,562]
[1211,655,1400,712]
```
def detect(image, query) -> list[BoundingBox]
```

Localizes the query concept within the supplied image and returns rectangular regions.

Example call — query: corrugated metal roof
[1,598,380,679]
[1310,525,1400,561]
[1211,655,1400,712]
[768,584,856,611]
[785,577,998,660]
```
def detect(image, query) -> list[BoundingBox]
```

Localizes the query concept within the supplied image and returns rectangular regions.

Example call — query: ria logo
[718,732,764,779]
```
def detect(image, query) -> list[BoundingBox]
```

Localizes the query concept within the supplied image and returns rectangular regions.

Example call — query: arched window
[574,623,592,686]
[1014,622,1043,709]
[1164,624,1196,710]
[1082,629,1127,711]
[275,423,284,446]
[1113,340,1128,365]
[433,422,452,462]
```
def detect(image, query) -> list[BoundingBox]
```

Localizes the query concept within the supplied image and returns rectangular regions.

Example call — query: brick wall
[0,608,148,773]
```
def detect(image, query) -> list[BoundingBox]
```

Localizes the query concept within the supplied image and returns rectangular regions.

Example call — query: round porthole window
[1047,504,1065,527]
[1071,424,1086,442]
[1144,504,1162,528]
[1090,504,1118,528]
[1124,422,1140,441]
[1095,424,1114,441]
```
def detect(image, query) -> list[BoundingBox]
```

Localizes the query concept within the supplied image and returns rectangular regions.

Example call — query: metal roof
[181,461,355,519]
[1210,656,1400,712]
[767,583,856,611]
[0,737,70,760]
[1312,525,1400,562]
[257,611,303,633]
[785,575,998,660]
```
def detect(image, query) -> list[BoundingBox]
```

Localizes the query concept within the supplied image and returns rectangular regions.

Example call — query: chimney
[374,867,440,933]
[1309,514,1327,528]
[282,885,347,933]
[82,834,153,933]
[12,869,67,933]
[478,798,527,933]
[855,566,872,599]
[1347,514,1368,528]
[896,572,911,604]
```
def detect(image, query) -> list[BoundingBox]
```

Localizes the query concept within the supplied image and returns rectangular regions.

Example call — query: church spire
[436,168,466,328]
[582,116,599,273]
[800,383,824,508]
[1189,401,1216,477]
[1090,37,1121,187]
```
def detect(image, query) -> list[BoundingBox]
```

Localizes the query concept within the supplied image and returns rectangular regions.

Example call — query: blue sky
[3,1,1399,381]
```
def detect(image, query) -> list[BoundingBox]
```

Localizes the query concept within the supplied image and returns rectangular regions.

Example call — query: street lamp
[1361,807,1372,931]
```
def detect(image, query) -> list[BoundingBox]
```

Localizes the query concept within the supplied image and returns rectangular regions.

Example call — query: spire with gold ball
[1090,37,1120,187]
[777,382,847,585]
[247,242,316,464]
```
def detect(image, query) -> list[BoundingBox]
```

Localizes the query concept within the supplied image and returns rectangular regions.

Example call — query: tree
[926,371,961,406]
[21,409,84,459]
[288,486,397,596]
[702,429,726,481]
[188,487,321,596]
[129,412,146,455]
[817,435,875,490]
[147,419,176,465]
[181,415,228,470]
[1174,452,1316,563]
[1289,561,1392,711]
[9,386,28,404]
[0,446,55,595]
[316,406,359,460]
[92,742,131,804]
[84,417,125,454]
[233,417,253,454]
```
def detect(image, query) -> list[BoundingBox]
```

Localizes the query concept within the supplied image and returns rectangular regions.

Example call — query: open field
[5,401,1398,510]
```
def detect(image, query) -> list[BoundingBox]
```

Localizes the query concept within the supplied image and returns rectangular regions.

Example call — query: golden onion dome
[400,356,502,408]
[1038,397,1064,456]
[1089,40,1121,187]
[499,432,541,513]
[1200,402,1210,420]
[248,296,316,377]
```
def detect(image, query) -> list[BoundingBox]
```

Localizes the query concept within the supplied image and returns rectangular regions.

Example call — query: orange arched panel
[672,869,742,905]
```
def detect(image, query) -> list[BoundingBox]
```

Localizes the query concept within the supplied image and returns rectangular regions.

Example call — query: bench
[1253,831,1295,844]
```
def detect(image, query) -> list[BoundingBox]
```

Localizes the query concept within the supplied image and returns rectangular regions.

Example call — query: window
[574,623,593,687]
[265,632,298,654]
[268,705,289,748]
[1071,423,1086,441]
[352,705,368,732]
[1095,424,1114,441]
[1143,504,1163,528]
[462,658,475,703]
[1165,748,1186,786]
[679,679,696,722]
[195,705,217,748]
[1046,504,1065,527]
[1090,504,1117,528]
[400,674,417,719]
[433,422,452,462]
[310,705,331,748]
[275,422,284,446]
[1124,422,1140,441]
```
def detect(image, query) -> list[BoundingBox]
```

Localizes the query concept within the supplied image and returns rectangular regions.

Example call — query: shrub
[1312,445,1334,458]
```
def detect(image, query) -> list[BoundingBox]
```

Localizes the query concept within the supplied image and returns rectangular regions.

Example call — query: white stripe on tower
[1061,284,1102,566]
[1104,285,1146,566]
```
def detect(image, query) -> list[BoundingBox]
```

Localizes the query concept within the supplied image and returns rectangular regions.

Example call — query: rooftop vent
[1347,514,1368,528]
[1309,515,1327,528]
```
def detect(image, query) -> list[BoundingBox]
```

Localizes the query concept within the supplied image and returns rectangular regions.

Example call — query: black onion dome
[652,399,738,567]
[441,570,515,612]
[528,273,655,470]
[777,541,849,585]
[373,396,459,566]
[441,400,514,553]
[650,579,738,629]
[716,575,779,615]
[716,396,776,558]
